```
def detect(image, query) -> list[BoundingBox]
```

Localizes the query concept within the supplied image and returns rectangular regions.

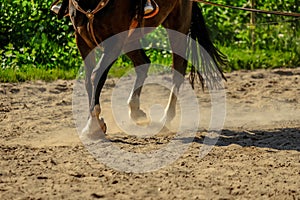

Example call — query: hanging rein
[193,0,300,17]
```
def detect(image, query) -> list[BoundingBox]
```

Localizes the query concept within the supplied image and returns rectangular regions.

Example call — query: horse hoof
[130,109,147,122]
[98,117,107,133]
[81,116,106,140]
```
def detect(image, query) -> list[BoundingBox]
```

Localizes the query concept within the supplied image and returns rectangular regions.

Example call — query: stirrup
[144,5,154,15]
[144,0,159,19]
[51,4,61,15]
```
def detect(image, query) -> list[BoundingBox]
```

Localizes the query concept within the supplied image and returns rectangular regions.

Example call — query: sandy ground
[0,68,299,199]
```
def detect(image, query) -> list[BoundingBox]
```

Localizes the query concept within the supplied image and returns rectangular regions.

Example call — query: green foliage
[202,0,299,47]
[0,0,299,82]
[0,0,81,80]
[201,0,300,69]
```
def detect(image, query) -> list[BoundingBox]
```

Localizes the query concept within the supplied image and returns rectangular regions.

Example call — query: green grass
[0,67,79,82]
[219,46,299,71]
[1,46,298,82]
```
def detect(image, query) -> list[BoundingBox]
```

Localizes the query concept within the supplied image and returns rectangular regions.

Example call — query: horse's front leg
[76,33,94,107]
[124,42,150,122]
[82,40,124,139]
[81,55,111,139]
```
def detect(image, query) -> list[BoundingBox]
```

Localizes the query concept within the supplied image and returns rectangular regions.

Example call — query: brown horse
[62,0,227,137]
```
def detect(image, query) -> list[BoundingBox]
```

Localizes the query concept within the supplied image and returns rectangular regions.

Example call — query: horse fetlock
[91,104,101,117]
[88,104,107,134]
[166,109,176,122]
[128,97,140,110]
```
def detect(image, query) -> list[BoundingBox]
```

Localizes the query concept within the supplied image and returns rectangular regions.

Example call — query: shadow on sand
[108,127,299,151]
[193,128,300,151]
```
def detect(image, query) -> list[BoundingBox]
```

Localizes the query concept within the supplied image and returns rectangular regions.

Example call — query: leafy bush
[202,0,299,47]
[0,0,299,81]
[201,0,300,69]
[0,0,80,75]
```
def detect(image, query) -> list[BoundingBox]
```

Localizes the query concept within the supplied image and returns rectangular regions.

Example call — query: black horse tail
[189,2,227,89]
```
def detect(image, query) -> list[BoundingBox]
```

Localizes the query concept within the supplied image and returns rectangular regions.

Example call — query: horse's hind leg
[124,41,150,122]
[162,2,192,123]
[163,39,188,123]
